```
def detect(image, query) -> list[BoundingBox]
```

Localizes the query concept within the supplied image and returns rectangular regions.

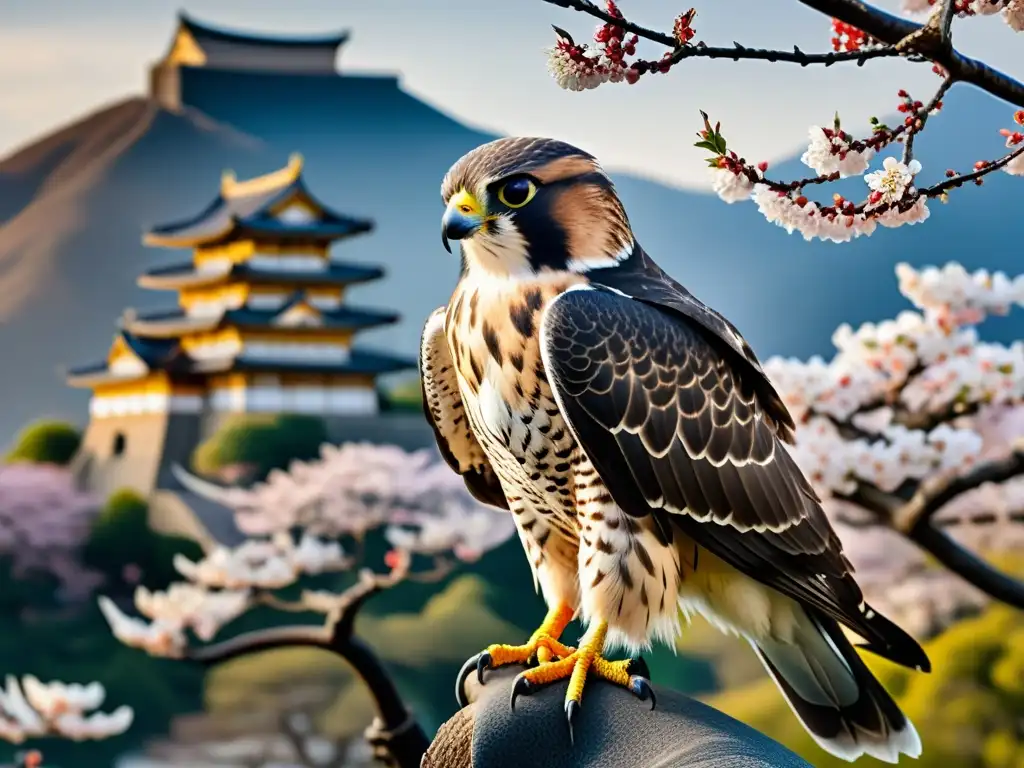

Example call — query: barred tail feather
[753,608,922,764]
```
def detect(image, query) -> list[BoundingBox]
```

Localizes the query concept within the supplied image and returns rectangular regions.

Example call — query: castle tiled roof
[179,13,349,49]
[138,260,385,290]
[123,294,399,338]
[67,333,414,386]
[144,154,373,248]
[192,349,415,376]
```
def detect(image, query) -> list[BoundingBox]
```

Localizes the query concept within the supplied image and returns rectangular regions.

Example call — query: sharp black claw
[565,699,580,745]
[629,676,657,711]
[455,653,483,708]
[510,675,532,711]
[476,652,492,685]
[626,656,650,680]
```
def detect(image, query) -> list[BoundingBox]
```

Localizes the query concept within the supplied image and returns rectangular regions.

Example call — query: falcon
[421,137,930,763]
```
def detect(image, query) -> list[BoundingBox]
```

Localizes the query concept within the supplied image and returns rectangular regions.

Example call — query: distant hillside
[0,68,1021,440]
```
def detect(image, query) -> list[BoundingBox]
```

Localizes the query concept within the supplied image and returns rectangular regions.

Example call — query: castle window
[112,432,127,456]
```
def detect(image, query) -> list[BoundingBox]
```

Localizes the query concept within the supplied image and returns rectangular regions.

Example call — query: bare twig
[919,141,1024,196]
[406,556,456,583]
[903,76,954,164]
[669,41,897,67]
[253,591,319,613]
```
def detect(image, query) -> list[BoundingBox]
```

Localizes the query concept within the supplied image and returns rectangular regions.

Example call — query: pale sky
[1,0,1022,189]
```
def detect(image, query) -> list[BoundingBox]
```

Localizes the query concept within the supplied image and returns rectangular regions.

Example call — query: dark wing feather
[540,287,928,672]
[420,307,508,510]
[591,245,797,444]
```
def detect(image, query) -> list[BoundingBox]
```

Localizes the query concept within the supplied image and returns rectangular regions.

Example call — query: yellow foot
[479,632,577,673]
[456,602,577,707]
[508,623,655,744]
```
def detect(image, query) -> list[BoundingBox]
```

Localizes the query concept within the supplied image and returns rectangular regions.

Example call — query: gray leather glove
[422,661,813,767]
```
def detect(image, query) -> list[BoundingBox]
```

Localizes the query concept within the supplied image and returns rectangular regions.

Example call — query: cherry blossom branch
[938,0,958,45]
[838,448,1024,609]
[188,560,429,768]
[404,556,456,584]
[543,0,1024,103]
[918,138,1024,193]
[543,0,902,78]
[902,76,953,163]
[541,1,1024,240]
[797,0,1024,107]
[899,445,1024,531]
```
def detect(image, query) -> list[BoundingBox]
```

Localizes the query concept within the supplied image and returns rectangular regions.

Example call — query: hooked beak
[441,189,485,253]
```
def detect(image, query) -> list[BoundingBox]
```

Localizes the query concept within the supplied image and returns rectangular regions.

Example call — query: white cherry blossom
[801,126,875,177]
[105,443,516,663]
[0,675,132,744]
[865,157,922,206]
[767,261,1024,499]
[765,262,1024,633]
[172,532,348,590]
[708,166,754,203]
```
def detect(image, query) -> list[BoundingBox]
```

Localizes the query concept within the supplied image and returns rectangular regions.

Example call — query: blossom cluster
[832,414,1024,635]
[173,532,349,591]
[0,675,132,744]
[0,463,104,601]
[1000,110,1024,175]
[176,442,516,559]
[900,0,1024,32]
[765,262,1024,498]
[546,2,693,91]
[101,443,516,658]
[700,83,967,241]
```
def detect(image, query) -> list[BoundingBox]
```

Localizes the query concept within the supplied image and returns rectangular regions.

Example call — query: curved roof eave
[179,12,350,49]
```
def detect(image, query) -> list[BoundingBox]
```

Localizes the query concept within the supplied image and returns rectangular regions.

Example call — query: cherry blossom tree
[0,463,103,604]
[97,442,517,768]
[542,0,1024,240]
[0,675,133,759]
[757,262,1024,632]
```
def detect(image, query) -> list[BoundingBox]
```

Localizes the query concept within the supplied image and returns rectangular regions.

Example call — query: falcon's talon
[471,601,578,685]
[629,675,657,711]
[509,674,533,711]
[565,699,580,745]
[476,651,492,685]
[454,653,484,708]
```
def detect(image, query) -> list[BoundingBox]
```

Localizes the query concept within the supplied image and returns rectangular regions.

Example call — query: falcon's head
[440,137,634,277]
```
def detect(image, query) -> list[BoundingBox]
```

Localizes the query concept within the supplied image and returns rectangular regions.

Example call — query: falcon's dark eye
[497,177,538,209]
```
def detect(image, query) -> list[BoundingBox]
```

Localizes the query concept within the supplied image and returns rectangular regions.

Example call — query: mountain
[0,60,1021,441]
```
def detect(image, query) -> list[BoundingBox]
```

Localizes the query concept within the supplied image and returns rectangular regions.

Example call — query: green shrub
[5,419,81,465]
[83,489,203,590]
[192,413,329,481]
[379,375,423,412]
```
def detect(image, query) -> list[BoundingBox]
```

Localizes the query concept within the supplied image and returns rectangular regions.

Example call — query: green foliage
[192,413,329,481]
[4,420,81,466]
[379,375,424,413]
[708,605,1024,768]
[83,489,203,590]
